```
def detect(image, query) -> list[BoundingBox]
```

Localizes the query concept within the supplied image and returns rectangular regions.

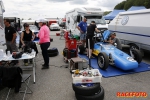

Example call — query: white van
[108,9,150,53]
[22,20,35,25]
[65,7,108,36]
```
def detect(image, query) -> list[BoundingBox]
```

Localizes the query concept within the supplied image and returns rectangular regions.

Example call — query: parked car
[50,23,60,31]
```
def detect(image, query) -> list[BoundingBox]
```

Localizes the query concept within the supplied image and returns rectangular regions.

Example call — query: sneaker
[24,63,28,66]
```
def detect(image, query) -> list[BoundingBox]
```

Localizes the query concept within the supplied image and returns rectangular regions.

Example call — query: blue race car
[79,30,142,71]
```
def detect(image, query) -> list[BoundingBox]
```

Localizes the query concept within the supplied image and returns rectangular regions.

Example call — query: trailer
[108,9,150,54]
[22,20,35,25]
[65,7,108,36]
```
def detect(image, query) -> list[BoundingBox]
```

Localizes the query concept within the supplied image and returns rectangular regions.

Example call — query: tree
[115,0,150,11]
[114,1,126,10]
[104,11,112,15]
[124,0,134,10]
[144,0,150,8]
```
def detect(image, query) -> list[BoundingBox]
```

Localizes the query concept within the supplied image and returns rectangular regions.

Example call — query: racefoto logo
[117,92,148,98]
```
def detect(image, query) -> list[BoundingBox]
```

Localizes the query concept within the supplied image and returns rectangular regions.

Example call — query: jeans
[40,42,50,66]
[6,41,18,64]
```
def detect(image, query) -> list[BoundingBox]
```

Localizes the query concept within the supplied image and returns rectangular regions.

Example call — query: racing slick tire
[48,52,58,57]
[131,49,142,64]
[72,83,100,96]
[97,52,109,70]
[47,48,59,57]
[47,47,58,53]
[75,85,104,100]
[78,45,85,54]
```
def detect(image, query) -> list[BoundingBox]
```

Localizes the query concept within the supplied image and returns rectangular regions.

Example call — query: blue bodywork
[94,42,138,70]
[93,30,138,70]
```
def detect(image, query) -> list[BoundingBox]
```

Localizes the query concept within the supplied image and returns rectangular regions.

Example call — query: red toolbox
[65,39,77,50]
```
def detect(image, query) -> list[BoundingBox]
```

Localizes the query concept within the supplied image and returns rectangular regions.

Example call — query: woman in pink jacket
[37,19,50,69]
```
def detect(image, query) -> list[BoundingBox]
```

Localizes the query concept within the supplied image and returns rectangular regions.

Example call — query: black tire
[79,45,85,54]
[63,48,68,57]
[75,86,104,100]
[48,52,58,57]
[97,52,109,70]
[72,83,100,96]
[130,44,139,51]
[50,38,53,42]
[47,48,58,53]
[130,49,142,63]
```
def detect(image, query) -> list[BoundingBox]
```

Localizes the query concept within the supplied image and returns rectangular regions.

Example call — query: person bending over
[107,33,122,50]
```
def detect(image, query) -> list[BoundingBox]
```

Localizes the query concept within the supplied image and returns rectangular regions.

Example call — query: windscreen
[85,16,106,25]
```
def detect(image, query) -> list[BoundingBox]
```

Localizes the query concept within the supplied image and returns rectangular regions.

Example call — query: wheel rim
[130,45,138,51]
[98,55,104,68]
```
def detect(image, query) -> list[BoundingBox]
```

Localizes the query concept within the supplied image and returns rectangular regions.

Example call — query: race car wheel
[130,44,139,50]
[72,83,101,96]
[47,47,58,53]
[130,49,142,64]
[63,48,68,57]
[47,47,59,57]
[48,52,58,57]
[97,52,109,70]
[78,45,85,54]
[75,85,104,100]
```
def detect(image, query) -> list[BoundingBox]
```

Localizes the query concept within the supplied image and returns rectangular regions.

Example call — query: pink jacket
[38,25,50,44]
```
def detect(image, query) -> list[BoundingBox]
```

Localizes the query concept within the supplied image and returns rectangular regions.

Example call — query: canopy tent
[127,6,146,11]
[104,10,125,20]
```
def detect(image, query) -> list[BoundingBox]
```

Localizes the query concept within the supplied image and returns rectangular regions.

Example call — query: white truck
[65,7,108,36]
[0,0,5,46]
[108,9,150,53]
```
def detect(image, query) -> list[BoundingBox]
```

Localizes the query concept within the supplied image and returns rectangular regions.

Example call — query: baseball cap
[36,18,47,23]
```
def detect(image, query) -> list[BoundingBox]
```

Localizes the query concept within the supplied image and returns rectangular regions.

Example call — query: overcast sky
[3,0,125,19]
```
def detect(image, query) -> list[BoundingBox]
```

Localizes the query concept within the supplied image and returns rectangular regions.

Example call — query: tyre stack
[72,83,104,100]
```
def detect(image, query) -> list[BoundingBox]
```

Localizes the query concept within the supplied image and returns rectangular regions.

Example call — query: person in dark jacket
[4,19,18,65]
[86,21,100,58]
[0,67,22,93]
